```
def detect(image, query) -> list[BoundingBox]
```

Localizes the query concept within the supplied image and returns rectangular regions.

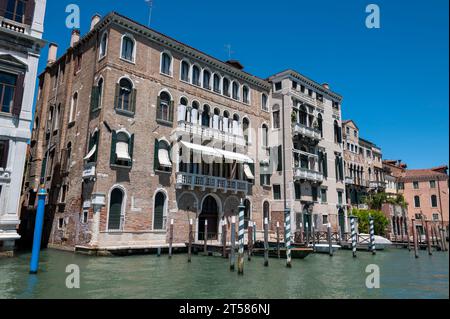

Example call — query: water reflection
[0,249,448,299]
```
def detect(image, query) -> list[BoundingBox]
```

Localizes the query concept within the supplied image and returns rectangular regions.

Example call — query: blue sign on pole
[29,187,47,274]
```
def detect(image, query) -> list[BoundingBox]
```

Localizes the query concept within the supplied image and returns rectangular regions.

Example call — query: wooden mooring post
[412,219,419,258]
[299,222,304,244]
[405,218,412,251]
[276,222,280,259]
[188,219,193,263]
[204,219,208,254]
[264,217,269,266]
[424,219,432,256]
[247,221,253,261]
[440,226,448,251]
[168,219,174,259]
[327,223,333,257]
[222,219,227,258]
[311,222,316,252]
[305,222,310,246]
[230,216,236,271]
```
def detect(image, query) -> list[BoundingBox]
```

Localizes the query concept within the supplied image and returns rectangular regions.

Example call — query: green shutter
[129,134,135,167]
[110,131,117,165]
[277,146,282,172]
[153,139,159,171]
[170,100,175,122]
[93,132,99,163]
[323,153,328,178]
[114,83,120,110]
[90,86,99,112]
[156,96,161,120]
[339,157,344,181]
[130,89,137,113]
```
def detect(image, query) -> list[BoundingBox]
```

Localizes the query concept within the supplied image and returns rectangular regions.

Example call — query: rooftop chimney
[47,43,58,65]
[90,14,101,31]
[322,83,330,90]
[70,29,80,47]
[225,60,244,70]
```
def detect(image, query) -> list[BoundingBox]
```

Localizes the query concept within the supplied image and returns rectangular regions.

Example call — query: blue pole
[29,187,47,274]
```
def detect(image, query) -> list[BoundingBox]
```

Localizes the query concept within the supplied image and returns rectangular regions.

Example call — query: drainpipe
[281,94,287,211]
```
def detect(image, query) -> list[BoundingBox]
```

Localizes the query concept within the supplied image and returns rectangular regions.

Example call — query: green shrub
[351,209,389,236]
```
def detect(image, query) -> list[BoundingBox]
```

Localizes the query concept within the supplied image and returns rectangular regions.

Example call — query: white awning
[180,141,222,158]
[84,145,97,161]
[216,149,254,163]
[116,141,131,161]
[243,164,255,180]
[158,148,172,168]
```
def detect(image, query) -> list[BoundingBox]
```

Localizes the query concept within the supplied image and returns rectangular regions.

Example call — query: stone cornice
[269,70,343,102]
[96,12,271,91]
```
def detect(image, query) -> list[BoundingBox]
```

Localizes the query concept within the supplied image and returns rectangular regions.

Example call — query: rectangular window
[430,180,436,188]
[397,182,404,190]
[273,185,281,200]
[58,218,64,230]
[432,213,439,221]
[0,140,9,168]
[312,186,318,202]
[274,82,282,91]
[74,54,82,74]
[414,196,420,208]
[321,188,327,203]
[294,183,301,200]
[316,94,323,102]
[292,81,297,89]
[300,85,305,93]
[413,181,419,189]
[273,111,280,129]
[337,191,343,205]
[0,71,17,113]
[322,215,328,225]
[431,195,438,208]
[82,211,88,224]
[260,174,271,187]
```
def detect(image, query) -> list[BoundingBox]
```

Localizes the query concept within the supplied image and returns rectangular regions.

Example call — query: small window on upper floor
[430,180,436,188]
[222,78,230,97]
[274,82,282,91]
[161,52,172,76]
[4,0,33,24]
[213,74,221,93]
[121,36,135,62]
[413,181,419,189]
[346,127,350,134]
[333,101,340,109]
[354,130,357,138]
[180,61,190,82]
[232,81,239,100]
[203,70,211,90]
[99,32,108,59]
[242,86,249,104]
[110,131,134,168]
[292,81,297,90]
[191,65,200,86]
[114,78,136,114]
[261,93,268,111]
[316,94,323,102]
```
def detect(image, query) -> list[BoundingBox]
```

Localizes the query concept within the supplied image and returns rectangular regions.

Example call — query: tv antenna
[224,44,235,60]
[145,0,154,27]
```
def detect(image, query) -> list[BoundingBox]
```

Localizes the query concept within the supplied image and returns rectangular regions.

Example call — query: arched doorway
[108,188,124,230]
[199,195,219,241]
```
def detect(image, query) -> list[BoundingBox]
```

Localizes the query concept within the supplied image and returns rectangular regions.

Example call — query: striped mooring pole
[284,208,292,268]
[230,216,236,271]
[237,199,245,275]
[29,187,47,274]
[369,215,376,255]
[350,215,357,258]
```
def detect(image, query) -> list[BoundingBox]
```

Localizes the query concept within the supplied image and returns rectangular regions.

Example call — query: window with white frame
[121,35,135,62]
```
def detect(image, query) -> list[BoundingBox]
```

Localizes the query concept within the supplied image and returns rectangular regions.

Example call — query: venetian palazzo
[21,12,347,253]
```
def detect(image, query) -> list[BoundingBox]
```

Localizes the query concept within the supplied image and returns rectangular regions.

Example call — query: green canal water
[0,248,448,299]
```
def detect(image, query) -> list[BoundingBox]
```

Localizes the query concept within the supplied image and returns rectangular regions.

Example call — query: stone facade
[342,120,385,208]
[0,0,46,255]
[22,12,351,252]
[267,72,347,235]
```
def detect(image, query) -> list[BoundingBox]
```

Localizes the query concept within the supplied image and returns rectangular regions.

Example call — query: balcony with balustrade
[176,173,250,195]
[292,149,323,183]
[175,121,246,147]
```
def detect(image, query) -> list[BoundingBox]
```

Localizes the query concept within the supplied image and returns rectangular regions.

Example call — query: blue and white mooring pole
[29,187,47,274]
[369,215,376,255]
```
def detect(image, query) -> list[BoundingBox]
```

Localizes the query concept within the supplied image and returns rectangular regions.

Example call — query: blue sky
[37,0,449,169]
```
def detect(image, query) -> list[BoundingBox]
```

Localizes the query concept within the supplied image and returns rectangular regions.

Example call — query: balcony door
[199,195,219,241]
